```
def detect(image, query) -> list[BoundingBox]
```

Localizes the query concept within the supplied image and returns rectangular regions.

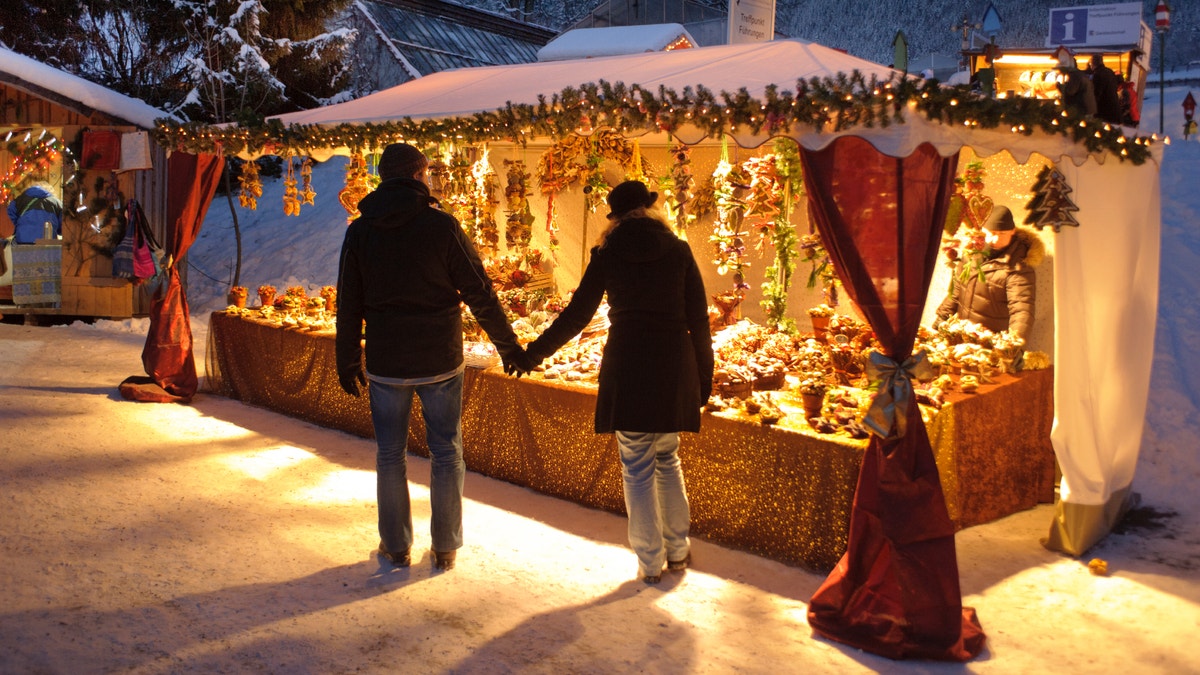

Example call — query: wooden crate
[60,276,133,318]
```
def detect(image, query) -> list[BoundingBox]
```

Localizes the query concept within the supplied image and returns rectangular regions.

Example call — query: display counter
[206,311,1055,570]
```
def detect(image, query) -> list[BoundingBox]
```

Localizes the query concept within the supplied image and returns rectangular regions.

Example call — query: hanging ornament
[1024,165,1080,232]
[659,141,694,236]
[282,156,301,216]
[338,153,372,223]
[300,158,316,206]
[709,135,749,305]
[238,159,262,210]
[503,158,535,253]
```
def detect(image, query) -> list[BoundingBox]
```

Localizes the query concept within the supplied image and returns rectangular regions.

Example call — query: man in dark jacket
[336,143,524,572]
[1088,54,1122,125]
[936,205,1039,342]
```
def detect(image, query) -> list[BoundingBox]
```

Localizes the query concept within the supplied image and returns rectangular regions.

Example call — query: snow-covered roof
[0,46,176,129]
[537,24,697,62]
[359,0,554,77]
[273,38,894,132]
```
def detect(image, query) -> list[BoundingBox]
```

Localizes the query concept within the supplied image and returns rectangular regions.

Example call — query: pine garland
[151,73,1157,165]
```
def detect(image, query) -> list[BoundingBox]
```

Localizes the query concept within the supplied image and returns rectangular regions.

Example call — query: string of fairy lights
[150,72,1160,164]
[1,128,78,205]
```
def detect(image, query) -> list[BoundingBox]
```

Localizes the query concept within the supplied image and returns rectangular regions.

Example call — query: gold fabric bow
[863,350,935,439]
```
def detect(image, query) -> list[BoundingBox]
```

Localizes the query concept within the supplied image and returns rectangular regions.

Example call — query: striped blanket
[11,244,61,307]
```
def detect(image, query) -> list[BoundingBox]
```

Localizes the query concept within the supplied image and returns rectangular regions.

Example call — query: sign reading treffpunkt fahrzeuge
[728,0,775,45]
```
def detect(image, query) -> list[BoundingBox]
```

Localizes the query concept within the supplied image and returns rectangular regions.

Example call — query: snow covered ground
[1,89,1198,672]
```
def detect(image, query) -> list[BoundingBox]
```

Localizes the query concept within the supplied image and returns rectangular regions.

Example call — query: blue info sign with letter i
[1049,8,1089,46]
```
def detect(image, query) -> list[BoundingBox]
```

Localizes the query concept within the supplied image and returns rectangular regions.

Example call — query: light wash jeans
[368,372,465,555]
[615,431,691,577]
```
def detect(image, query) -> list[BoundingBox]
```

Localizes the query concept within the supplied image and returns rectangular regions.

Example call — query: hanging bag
[126,199,162,284]
[132,220,156,280]
[112,219,136,279]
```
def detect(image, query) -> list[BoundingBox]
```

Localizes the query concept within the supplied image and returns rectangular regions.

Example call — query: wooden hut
[1,45,173,322]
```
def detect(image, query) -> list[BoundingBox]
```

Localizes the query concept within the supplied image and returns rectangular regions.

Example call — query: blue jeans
[368,372,465,555]
[615,431,691,577]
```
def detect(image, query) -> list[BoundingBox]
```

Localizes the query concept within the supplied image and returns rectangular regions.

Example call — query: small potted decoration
[227,286,248,308]
[306,296,326,317]
[319,285,337,313]
[806,304,835,338]
[257,284,277,307]
[798,375,828,419]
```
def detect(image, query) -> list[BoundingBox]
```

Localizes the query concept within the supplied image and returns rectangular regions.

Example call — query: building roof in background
[361,0,555,76]
[567,0,750,47]
[0,45,175,128]
[537,24,697,61]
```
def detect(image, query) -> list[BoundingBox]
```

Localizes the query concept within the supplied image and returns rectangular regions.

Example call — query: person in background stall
[335,142,526,573]
[974,51,997,98]
[513,180,714,584]
[1055,48,1096,118]
[936,205,1042,343]
[6,181,62,244]
[1118,50,1143,128]
[1088,54,1122,125]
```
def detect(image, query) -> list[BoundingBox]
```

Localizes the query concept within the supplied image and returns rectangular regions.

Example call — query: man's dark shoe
[375,544,411,567]
[433,550,457,570]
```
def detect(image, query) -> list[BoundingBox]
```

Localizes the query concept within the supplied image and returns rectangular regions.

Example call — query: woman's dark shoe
[375,544,411,567]
[667,553,691,572]
[642,574,661,584]
[433,550,457,570]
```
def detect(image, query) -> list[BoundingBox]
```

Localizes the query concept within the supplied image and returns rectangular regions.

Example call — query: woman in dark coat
[523,180,714,583]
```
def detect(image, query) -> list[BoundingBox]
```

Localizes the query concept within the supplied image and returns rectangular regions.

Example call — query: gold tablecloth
[206,312,1054,570]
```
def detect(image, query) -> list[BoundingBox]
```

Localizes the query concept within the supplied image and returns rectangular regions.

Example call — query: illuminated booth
[965,2,1152,119]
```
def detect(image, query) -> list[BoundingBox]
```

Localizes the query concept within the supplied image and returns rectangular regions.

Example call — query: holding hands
[502,345,541,378]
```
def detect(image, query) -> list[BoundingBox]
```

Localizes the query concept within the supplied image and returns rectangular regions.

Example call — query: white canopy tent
[270,38,1162,556]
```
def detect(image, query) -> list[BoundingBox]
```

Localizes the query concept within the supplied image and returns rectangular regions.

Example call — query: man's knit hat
[378,143,428,180]
[983,205,1016,232]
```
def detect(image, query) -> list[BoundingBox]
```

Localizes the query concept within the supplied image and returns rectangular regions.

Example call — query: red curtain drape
[119,152,223,403]
[801,137,985,661]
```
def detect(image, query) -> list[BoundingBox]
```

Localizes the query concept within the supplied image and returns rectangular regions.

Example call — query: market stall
[159,34,1162,661]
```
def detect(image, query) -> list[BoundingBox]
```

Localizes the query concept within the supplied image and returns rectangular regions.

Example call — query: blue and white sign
[1047,3,1144,48]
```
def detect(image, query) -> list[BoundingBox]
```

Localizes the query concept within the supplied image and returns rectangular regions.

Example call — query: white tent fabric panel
[1045,157,1161,555]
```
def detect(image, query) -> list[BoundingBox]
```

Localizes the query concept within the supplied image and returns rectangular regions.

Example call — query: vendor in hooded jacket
[936,205,1044,342]
[6,183,63,244]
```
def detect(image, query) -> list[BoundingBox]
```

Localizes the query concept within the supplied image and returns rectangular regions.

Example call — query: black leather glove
[502,347,537,378]
[340,370,367,397]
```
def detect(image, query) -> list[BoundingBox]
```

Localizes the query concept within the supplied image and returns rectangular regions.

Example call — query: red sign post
[1155,2,1171,134]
